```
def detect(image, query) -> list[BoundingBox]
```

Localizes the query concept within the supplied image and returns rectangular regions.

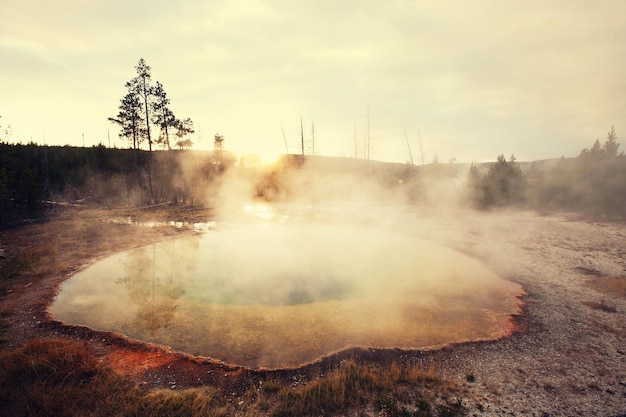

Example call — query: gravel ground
[2,208,625,416]
[410,209,626,416]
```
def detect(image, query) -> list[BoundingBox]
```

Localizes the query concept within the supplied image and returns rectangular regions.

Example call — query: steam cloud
[48,156,526,368]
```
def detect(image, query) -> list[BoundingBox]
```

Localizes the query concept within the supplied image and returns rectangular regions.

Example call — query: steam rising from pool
[50,204,523,369]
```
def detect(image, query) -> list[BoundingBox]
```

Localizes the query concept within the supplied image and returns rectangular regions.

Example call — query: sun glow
[242,203,276,220]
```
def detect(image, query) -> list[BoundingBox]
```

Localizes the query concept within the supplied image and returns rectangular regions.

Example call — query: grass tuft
[140,388,228,417]
[274,360,376,416]
[261,379,282,393]
[0,308,11,345]
[271,359,461,417]
[0,338,131,416]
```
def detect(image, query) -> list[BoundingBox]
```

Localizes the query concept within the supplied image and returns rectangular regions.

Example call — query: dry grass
[140,388,229,417]
[273,360,378,416]
[0,308,10,345]
[0,339,230,417]
[0,338,137,417]
[270,359,462,417]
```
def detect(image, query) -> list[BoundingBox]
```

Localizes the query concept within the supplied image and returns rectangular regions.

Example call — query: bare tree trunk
[366,105,370,161]
[403,127,414,166]
[142,76,155,203]
[311,120,315,156]
[143,76,152,152]
[418,129,425,166]
[281,125,289,154]
[353,120,358,159]
[300,115,304,156]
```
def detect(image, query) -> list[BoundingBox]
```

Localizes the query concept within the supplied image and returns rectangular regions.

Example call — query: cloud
[1,0,625,161]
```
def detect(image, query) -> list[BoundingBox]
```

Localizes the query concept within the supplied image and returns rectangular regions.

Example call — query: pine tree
[108,92,144,149]
[470,154,526,208]
[126,58,154,151]
[602,125,620,157]
[175,118,195,149]
[152,81,178,150]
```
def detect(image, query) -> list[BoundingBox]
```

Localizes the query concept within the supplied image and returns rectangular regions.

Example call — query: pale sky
[1,0,625,163]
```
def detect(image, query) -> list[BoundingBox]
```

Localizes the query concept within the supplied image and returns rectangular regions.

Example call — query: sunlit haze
[50,204,523,368]
[1,1,625,163]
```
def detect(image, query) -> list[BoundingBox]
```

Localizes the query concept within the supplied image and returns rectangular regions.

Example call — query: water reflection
[50,213,523,369]
[117,239,199,335]
[113,217,216,233]
[50,237,199,341]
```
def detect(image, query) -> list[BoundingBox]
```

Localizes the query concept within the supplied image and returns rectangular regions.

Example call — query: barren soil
[2,208,626,416]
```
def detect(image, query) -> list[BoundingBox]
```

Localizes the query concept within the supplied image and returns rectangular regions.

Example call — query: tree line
[0,143,233,227]
[466,126,625,218]
[2,80,624,226]
[532,126,625,217]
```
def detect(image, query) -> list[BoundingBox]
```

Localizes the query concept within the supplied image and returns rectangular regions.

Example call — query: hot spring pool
[50,210,523,369]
